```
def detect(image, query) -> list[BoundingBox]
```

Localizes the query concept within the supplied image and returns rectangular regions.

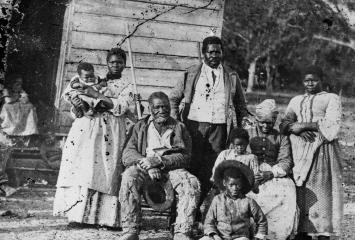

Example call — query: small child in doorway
[2,74,30,104]
[64,62,107,118]
[39,132,62,170]
[201,160,267,240]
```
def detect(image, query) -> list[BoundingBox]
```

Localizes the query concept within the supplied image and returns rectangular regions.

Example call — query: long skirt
[297,141,343,237]
[248,163,299,240]
[53,112,126,227]
[53,186,120,227]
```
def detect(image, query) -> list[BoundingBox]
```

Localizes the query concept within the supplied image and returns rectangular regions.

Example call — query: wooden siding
[55,0,225,132]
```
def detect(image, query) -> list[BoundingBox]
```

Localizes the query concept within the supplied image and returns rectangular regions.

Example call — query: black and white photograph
[0,0,354,239]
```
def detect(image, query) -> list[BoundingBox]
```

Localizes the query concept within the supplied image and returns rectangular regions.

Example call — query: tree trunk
[265,54,273,95]
[246,58,258,93]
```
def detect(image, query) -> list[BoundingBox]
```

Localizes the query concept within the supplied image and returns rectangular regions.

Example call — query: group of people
[53,36,343,240]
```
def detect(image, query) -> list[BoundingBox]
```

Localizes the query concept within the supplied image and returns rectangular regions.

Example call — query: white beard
[154,116,168,123]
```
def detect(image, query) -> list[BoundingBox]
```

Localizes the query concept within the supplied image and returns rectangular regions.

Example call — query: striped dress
[280,91,343,237]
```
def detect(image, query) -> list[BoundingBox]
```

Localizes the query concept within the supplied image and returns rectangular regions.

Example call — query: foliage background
[222,0,355,96]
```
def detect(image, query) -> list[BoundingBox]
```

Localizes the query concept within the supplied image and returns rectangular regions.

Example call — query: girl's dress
[53,77,134,227]
[280,91,343,237]
[246,126,299,240]
[0,89,38,136]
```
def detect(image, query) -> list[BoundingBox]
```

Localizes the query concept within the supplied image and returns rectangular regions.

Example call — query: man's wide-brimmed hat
[213,160,255,193]
[143,177,174,212]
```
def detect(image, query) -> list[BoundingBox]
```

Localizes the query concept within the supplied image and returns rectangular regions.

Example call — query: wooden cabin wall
[55,0,225,133]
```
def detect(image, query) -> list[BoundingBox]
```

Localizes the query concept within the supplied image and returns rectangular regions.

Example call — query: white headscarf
[255,99,279,122]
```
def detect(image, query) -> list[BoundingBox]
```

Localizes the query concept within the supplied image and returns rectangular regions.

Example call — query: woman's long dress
[246,126,299,240]
[53,78,134,227]
[280,91,343,237]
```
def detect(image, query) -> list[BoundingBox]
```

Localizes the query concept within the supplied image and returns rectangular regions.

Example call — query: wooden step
[5,167,59,187]
[6,158,51,169]
[4,147,59,187]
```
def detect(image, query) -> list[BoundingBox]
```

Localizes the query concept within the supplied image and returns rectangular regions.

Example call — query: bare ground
[0,101,354,240]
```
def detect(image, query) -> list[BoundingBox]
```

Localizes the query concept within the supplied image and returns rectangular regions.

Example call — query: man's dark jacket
[169,63,248,133]
[122,116,192,171]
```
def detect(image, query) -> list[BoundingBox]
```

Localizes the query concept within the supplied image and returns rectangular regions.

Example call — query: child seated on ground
[63,62,107,118]
[201,160,267,240]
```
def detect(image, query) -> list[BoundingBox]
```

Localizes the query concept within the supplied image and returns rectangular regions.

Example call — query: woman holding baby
[53,48,138,228]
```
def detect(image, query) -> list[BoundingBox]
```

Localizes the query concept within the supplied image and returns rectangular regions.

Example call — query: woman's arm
[317,94,342,141]
[84,87,113,109]
[272,135,293,177]
[279,110,297,135]
[280,102,318,142]
[249,199,268,239]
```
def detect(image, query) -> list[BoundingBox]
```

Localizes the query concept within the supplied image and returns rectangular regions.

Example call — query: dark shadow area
[5,0,67,134]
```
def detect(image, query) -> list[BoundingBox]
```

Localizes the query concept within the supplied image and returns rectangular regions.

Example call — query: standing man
[169,36,249,209]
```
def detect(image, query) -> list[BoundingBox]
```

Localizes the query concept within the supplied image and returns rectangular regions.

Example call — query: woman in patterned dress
[280,66,343,240]
[53,48,137,228]
[246,99,298,240]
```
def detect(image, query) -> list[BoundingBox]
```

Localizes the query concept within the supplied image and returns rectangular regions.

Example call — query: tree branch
[233,32,250,43]
[117,5,179,47]
[287,23,304,31]
[313,34,355,50]
[185,0,215,14]
[117,0,216,47]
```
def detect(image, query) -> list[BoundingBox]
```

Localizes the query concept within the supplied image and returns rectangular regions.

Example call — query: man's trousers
[119,166,201,234]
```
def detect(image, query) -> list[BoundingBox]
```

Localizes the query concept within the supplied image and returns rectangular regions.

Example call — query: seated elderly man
[119,91,201,240]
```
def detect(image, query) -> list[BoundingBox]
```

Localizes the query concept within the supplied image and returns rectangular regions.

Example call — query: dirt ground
[0,101,355,240]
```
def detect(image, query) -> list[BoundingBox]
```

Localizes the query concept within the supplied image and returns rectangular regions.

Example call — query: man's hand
[148,168,162,181]
[255,171,274,185]
[242,117,254,129]
[213,235,223,240]
[300,131,316,142]
[138,157,162,170]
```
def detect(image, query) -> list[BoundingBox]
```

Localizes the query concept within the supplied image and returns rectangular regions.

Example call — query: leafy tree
[222,0,355,96]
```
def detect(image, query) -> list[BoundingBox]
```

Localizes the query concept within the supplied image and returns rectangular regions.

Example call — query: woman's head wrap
[255,99,279,122]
